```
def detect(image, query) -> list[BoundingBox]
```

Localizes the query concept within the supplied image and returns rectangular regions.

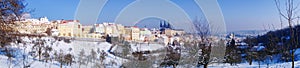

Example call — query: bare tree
[5,47,15,68]
[43,46,52,63]
[0,0,26,58]
[274,0,300,67]
[99,50,107,67]
[193,18,213,68]
[0,1,27,67]
[0,0,27,46]
[64,53,73,66]
[193,18,210,42]
[57,49,64,68]
[78,49,86,68]
[90,49,97,62]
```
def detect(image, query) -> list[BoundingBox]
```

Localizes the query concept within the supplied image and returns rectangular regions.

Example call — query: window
[68,33,71,36]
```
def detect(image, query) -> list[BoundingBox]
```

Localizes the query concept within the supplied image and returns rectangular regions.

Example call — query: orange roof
[60,20,80,24]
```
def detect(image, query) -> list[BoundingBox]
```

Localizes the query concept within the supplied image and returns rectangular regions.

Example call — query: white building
[21,17,51,25]
[39,17,50,24]
[102,23,117,35]
[94,24,105,34]
[140,28,152,41]
[51,29,59,36]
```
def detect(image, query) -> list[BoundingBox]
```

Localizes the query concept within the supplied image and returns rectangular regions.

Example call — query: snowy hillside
[0,36,300,68]
[0,37,127,68]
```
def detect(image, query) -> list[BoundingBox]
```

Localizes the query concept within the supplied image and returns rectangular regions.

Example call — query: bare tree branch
[274,0,299,67]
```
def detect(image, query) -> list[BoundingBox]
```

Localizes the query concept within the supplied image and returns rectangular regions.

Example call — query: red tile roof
[60,20,80,24]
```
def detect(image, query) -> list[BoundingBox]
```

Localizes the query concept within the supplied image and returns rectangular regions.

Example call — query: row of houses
[13,17,185,42]
[13,17,54,34]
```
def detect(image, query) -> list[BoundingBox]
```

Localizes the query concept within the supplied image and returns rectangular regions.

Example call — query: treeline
[215,25,300,67]
[254,25,300,47]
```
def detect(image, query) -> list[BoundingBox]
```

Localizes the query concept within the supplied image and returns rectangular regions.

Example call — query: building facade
[13,17,52,35]
[57,20,82,37]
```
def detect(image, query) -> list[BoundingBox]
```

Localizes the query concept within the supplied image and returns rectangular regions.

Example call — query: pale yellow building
[81,25,102,38]
[164,29,175,36]
[103,23,117,35]
[124,27,132,41]
[82,26,93,34]
[124,26,140,41]
[132,27,140,41]
[93,24,105,34]
[174,29,185,36]
[82,25,92,38]
[164,29,185,36]
[57,20,82,37]
[116,24,125,35]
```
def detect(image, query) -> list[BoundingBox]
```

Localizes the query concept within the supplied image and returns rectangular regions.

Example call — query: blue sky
[26,0,283,32]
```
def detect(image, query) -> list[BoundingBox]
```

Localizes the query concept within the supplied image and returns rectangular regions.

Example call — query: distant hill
[244,25,300,47]
[229,30,268,37]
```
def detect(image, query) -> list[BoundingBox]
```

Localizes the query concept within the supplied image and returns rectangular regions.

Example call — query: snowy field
[0,36,300,68]
[0,37,127,68]
[207,61,300,68]
[130,43,165,52]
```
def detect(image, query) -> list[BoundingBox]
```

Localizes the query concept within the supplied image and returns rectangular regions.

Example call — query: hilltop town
[2,0,300,68]
[12,17,187,44]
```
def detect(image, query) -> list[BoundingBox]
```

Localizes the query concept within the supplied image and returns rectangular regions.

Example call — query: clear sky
[26,0,284,32]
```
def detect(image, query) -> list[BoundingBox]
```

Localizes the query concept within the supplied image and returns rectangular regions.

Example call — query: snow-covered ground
[0,37,127,68]
[1,36,300,68]
[130,43,165,52]
[208,61,300,68]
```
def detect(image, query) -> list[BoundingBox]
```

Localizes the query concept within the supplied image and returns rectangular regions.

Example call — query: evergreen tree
[197,43,212,68]
[225,39,241,65]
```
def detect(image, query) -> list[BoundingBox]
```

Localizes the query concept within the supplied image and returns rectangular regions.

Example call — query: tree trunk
[60,62,62,68]
[173,64,176,68]
[249,59,252,65]
[79,64,81,68]
[258,61,260,68]
[9,58,12,68]
[292,49,295,68]
[204,64,208,68]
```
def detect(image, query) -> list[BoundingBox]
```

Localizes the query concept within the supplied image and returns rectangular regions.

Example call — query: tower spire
[160,20,163,27]
[164,20,167,28]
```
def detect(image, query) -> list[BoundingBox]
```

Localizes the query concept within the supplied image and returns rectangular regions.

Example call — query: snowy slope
[1,36,300,68]
[0,37,127,68]
[130,43,165,52]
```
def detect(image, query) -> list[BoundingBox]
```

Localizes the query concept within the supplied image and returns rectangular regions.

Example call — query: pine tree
[197,43,211,68]
[225,39,241,65]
